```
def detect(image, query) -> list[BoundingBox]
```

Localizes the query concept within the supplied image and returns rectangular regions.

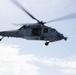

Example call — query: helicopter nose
[57,33,64,40]
[63,37,67,41]
[57,33,67,41]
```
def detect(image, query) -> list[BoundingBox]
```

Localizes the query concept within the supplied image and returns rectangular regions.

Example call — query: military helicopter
[1,0,74,46]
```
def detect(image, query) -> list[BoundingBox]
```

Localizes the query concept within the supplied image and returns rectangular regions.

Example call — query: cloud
[35,56,76,74]
[0,44,40,75]
[0,43,76,75]
[61,69,76,75]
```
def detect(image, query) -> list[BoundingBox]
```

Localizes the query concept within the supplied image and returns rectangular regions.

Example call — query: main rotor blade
[11,0,40,23]
[45,12,76,23]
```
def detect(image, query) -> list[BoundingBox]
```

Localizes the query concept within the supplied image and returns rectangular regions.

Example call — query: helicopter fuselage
[0,24,67,45]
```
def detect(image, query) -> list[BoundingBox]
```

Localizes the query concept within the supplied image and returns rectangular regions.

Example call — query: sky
[0,0,76,75]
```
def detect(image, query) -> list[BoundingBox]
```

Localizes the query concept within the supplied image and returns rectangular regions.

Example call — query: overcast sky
[0,0,76,75]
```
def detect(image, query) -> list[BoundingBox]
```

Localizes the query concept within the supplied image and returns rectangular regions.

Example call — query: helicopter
[0,0,73,46]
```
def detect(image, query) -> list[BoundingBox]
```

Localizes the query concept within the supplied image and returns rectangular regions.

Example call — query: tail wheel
[0,37,4,41]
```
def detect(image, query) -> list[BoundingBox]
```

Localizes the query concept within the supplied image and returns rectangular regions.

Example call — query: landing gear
[45,42,49,46]
[0,37,4,41]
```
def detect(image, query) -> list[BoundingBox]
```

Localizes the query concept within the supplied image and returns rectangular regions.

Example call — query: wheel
[45,42,49,46]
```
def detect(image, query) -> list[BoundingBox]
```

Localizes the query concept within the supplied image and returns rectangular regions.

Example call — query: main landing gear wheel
[45,42,49,46]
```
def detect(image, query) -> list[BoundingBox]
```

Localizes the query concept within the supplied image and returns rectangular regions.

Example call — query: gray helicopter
[0,0,71,46]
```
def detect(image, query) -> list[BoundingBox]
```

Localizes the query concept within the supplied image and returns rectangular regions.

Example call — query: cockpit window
[44,28,48,33]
